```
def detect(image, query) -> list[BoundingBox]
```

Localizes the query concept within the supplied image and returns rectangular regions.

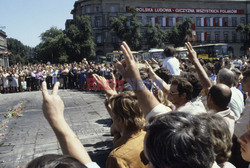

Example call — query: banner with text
[126,7,244,14]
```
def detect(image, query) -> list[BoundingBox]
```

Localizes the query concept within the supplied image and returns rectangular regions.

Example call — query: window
[205,17,210,27]
[147,16,151,24]
[197,32,201,42]
[232,17,237,26]
[110,6,115,12]
[137,16,143,23]
[232,32,237,42]
[81,8,84,14]
[206,33,211,42]
[224,32,229,42]
[215,17,219,27]
[196,17,201,27]
[86,7,90,13]
[178,17,183,23]
[111,33,118,43]
[168,17,173,27]
[95,6,100,12]
[96,34,102,44]
[109,17,114,26]
[95,16,102,27]
[240,33,245,42]
[223,17,228,27]
[157,17,162,26]
[240,17,246,24]
[215,32,220,42]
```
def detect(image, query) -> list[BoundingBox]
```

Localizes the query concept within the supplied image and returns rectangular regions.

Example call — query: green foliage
[236,23,250,41]
[37,27,67,63]
[166,18,193,47]
[65,15,96,62]
[111,7,142,51]
[7,38,35,65]
[145,23,166,48]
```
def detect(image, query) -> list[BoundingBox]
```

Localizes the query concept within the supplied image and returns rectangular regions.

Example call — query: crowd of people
[0,58,117,94]
[1,41,250,168]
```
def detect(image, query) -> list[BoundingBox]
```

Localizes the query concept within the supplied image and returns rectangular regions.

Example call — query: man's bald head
[208,84,232,110]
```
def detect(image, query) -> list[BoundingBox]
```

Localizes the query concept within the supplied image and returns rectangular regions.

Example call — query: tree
[37,27,68,63]
[65,15,96,62]
[166,18,193,47]
[111,8,142,51]
[236,23,250,56]
[236,23,250,41]
[144,23,166,48]
[7,38,35,65]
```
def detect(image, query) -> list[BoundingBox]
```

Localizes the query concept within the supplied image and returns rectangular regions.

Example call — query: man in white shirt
[162,46,180,75]
[216,68,244,120]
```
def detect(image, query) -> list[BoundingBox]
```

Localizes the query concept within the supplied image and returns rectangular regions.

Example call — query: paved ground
[0,90,113,168]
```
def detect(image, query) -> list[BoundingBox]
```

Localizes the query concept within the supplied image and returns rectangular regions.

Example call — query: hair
[217,68,235,87]
[109,91,145,132]
[208,84,231,109]
[205,62,215,75]
[155,68,172,84]
[231,68,242,86]
[171,77,193,101]
[198,114,232,165]
[180,72,202,99]
[164,46,176,57]
[26,154,87,168]
[144,112,215,168]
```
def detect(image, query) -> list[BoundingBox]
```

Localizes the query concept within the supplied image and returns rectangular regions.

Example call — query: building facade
[0,30,9,67]
[68,0,250,57]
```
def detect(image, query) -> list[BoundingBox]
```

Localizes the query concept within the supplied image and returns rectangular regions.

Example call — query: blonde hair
[109,91,145,132]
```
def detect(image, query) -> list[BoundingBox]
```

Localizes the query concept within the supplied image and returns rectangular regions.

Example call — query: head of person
[26,154,86,168]
[109,91,145,133]
[198,114,232,165]
[216,68,235,88]
[164,46,176,58]
[181,72,202,99]
[144,112,215,168]
[238,121,250,162]
[207,84,231,111]
[168,77,193,107]
[205,62,215,76]
[241,69,250,94]
[231,68,242,86]
[155,68,172,84]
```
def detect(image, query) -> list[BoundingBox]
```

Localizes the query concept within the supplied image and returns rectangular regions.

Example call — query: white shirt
[162,57,180,75]
[85,162,100,168]
[216,108,235,137]
[177,97,207,115]
[229,87,244,120]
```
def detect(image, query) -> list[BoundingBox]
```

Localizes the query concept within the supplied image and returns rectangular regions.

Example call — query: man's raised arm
[185,42,212,93]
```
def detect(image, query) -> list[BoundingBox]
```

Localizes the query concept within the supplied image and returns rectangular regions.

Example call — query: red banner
[126,7,244,14]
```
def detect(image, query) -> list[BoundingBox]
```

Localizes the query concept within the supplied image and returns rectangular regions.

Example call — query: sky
[0,0,75,47]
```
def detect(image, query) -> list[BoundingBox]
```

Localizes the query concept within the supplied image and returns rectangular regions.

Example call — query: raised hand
[116,42,141,81]
[93,74,110,90]
[185,42,198,62]
[42,81,64,122]
[151,58,158,64]
[144,60,155,79]
[92,74,117,96]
